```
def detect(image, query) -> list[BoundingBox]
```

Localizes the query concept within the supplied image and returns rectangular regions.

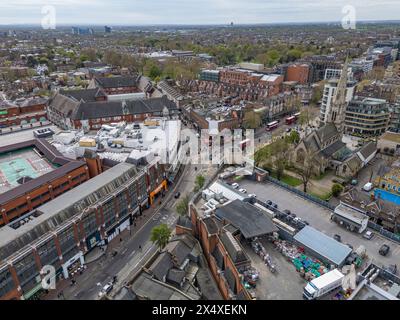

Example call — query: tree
[150,224,171,252]
[286,130,300,145]
[332,183,344,197]
[299,109,311,128]
[243,110,262,129]
[296,150,316,193]
[194,175,205,192]
[176,195,190,216]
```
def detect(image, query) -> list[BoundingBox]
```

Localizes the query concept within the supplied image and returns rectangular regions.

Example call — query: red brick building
[0,139,90,226]
[285,64,310,84]
[0,97,48,128]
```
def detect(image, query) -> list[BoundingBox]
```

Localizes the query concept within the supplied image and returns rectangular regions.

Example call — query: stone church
[292,61,377,178]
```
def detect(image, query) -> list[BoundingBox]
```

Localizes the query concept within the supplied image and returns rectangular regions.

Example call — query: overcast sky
[0,0,399,25]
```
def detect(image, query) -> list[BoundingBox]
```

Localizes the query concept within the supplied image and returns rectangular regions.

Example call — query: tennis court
[0,148,54,193]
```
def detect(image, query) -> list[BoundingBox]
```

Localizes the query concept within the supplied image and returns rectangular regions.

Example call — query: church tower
[326,59,349,132]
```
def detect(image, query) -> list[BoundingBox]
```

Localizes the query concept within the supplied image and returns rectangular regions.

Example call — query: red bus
[266,121,279,131]
[293,112,301,119]
[285,116,296,125]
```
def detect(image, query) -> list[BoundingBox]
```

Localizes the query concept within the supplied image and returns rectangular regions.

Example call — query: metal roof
[215,199,278,239]
[294,226,352,266]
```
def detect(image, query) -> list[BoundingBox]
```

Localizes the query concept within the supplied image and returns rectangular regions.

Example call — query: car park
[248,194,257,198]
[231,183,239,189]
[379,244,390,256]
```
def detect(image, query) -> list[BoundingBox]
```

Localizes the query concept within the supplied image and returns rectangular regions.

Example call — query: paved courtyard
[239,179,400,267]
[242,241,305,300]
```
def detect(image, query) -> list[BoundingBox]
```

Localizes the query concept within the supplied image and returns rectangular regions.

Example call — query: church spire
[329,58,349,132]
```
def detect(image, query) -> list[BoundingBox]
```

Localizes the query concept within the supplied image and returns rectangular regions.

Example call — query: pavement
[41,163,218,300]
[242,241,305,300]
[239,179,400,267]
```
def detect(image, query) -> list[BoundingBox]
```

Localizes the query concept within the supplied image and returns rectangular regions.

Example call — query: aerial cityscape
[0,0,400,307]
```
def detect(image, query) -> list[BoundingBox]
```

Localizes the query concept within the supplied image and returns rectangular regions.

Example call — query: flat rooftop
[294,226,352,266]
[0,147,55,193]
[334,203,369,224]
[380,131,400,143]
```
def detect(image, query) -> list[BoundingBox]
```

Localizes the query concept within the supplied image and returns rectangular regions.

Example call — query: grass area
[270,171,302,187]
[309,191,332,201]
[313,170,331,181]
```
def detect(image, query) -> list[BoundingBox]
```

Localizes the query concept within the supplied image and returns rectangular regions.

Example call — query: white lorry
[303,269,344,300]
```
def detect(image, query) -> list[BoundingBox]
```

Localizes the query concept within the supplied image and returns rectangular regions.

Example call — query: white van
[362,182,373,192]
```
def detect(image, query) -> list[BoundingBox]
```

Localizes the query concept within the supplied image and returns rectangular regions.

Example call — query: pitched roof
[149,252,174,281]
[71,96,178,120]
[321,140,346,158]
[316,123,339,143]
[59,88,106,103]
[358,141,377,159]
[95,76,140,88]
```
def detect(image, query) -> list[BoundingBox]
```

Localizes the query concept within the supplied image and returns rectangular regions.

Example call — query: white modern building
[319,79,356,125]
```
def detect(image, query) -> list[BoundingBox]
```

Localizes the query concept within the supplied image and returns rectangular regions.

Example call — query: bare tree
[296,150,316,193]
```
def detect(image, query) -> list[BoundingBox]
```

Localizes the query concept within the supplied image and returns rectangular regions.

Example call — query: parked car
[266,200,272,206]
[271,203,278,209]
[303,220,310,225]
[362,182,373,192]
[333,234,342,242]
[174,192,181,199]
[98,282,113,297]
[238,188,247,193]
[346,243,353,250]
[283,209,291,215]
[379,244,390,256]
[363,231,374,240]
[248,194,257,198]
[231,183,239,189]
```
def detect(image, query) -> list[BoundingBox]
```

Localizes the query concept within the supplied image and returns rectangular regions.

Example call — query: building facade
[345,97,390,137]
[0,160,166,300]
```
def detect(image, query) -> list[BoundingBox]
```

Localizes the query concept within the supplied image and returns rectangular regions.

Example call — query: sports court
[0,147,55,193]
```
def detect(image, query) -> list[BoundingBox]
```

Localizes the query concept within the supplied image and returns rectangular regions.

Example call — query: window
[13,253,39,289]
[81,211,98,236]
[0,269,16,297]
[103,200,116,229]
[58,227,77,254]
[37,239,59,267]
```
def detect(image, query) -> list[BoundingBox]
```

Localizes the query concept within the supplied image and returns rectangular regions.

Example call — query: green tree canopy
[150,224,172,252]
[194,175,205,192]
[176,195,190,217]
[332,183,344,197]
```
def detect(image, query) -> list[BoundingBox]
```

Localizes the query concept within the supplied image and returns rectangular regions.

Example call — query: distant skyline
[0,0,400,26]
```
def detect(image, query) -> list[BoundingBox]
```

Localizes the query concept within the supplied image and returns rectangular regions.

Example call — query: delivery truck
[303,269,344,300]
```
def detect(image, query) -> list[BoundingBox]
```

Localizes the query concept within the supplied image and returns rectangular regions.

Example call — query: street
[42,163,217,300]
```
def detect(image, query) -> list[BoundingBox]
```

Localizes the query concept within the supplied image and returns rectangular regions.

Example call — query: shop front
[149,180,168,205]
[61,251,84,279]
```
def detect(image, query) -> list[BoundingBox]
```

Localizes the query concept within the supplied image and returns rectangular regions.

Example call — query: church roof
[316,123,339,143]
